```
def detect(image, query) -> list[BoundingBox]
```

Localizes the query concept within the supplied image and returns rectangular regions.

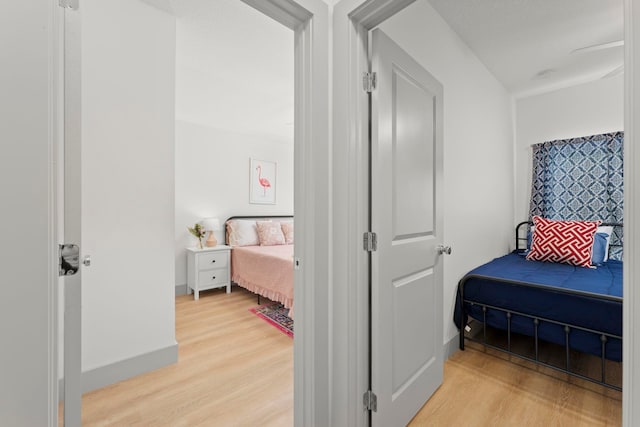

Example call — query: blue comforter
[454,253,622,361]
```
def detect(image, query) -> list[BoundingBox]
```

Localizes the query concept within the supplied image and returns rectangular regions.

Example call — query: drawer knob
[212,276,216,280]
[211,260,216,263]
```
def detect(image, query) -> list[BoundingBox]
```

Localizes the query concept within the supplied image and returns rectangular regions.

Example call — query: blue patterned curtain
[528,131,624,257]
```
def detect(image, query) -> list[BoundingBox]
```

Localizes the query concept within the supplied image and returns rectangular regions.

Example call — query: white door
[0,2,61,426]
[61,2,83,426]
[370,28,444,427]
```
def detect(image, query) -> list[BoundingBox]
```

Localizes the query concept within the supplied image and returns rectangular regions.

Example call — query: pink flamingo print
[256,165,271,196]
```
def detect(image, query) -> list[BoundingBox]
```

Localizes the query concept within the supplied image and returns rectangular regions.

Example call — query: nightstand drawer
[198,269,228,287]
[198,251,228,270]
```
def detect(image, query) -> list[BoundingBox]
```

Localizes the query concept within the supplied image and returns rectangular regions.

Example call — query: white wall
[514,75,624,222]
[173,0,294,144]
[174,120,294,288]
[80,0,176,373]
[378,0,515,344]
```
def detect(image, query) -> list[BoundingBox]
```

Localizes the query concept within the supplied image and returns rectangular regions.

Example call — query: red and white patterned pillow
[526,216,601,268]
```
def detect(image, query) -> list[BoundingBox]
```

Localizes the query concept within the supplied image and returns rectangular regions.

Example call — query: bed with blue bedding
[455,221,623,390]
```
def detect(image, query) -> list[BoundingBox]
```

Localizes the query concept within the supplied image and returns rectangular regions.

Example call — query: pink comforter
[231,245,294,318]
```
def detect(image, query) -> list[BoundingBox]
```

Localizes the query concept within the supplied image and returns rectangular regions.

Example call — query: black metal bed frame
[224,215,294,305]
[458,221,623,391]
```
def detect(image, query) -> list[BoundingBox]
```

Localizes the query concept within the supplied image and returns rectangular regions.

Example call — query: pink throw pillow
[256,221,286,246]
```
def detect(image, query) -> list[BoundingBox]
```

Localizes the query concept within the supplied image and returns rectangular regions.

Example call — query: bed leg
[534,319,540,362]
[257,295,261,305]
[506,312,512,352]
[482,306,487,346]
[601,334,607,384]
[564,325,571,371]
[458,282,465,351]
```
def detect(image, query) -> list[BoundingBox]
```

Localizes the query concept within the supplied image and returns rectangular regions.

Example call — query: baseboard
[175,284,188,296]
[444,333,460,360]
[59,342,178,398]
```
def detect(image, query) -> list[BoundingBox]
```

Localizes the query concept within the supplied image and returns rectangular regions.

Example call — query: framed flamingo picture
[249,158,277,204]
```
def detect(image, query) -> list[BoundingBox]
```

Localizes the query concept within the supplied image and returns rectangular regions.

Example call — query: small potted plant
[188,223,206,249]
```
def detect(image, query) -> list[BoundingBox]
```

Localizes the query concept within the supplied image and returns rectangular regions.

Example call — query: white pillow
[597,226,614,261]
[227,220,262,246]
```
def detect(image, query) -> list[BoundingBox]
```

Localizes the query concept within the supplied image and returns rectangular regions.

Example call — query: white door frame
[333,0,638,426]
[240,1,330,425]
[61,3,82,425]
[4,0,63,425]
[331,1,418,425]
[623,0,639,424]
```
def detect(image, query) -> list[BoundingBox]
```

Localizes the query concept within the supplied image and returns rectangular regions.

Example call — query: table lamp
[201,217,221,247]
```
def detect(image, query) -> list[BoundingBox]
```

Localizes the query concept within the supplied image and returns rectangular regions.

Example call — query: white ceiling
[158,0,622,142]
[172,0,294,144]
[428,0,624,98]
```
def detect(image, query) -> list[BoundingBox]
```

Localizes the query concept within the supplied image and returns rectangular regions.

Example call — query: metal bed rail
[460,298,622,391]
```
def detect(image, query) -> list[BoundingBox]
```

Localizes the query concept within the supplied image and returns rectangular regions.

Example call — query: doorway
[57,0,328,425]
[173,0,294,423]
[332,0,634,425]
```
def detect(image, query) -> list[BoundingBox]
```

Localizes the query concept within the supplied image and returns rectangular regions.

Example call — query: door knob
[437,245,452,255]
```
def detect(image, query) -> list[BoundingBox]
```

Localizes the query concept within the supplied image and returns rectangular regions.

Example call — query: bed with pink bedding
[231,244,294,316]
[225,216,295,317]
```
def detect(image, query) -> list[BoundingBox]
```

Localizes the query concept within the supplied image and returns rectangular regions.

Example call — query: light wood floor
[409,344,621,426]
[67,286,621,426]
[64,287,293,426]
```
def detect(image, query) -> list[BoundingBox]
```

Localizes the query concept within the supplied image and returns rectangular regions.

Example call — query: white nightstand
[186,245,231,300]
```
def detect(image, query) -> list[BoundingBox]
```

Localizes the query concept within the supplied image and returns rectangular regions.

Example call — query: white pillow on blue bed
[596,226,614,262]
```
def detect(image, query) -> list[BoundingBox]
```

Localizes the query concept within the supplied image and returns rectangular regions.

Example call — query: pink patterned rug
[249,302,293,338]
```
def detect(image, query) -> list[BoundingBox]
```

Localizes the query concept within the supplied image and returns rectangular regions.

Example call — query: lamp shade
[201,217,221,231]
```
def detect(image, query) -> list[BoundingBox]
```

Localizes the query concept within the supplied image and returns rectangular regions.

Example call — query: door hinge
[363,390,377,412]
[363,232,377,252]
[363,71,377,93]
[59,0,79,10]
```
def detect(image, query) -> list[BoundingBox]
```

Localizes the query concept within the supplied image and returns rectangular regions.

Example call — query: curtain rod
[529,131,624,147]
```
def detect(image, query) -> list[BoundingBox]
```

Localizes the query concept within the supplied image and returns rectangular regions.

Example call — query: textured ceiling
[172,0,294,144]
[428,0,624,97]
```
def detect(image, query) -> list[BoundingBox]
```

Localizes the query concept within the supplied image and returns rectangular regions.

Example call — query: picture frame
[250,158,277,204]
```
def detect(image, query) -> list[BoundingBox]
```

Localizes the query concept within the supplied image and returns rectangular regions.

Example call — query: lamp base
[205,232,218,247]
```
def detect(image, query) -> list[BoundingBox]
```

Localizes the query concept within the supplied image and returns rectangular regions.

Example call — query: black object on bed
[455,221,623,391]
